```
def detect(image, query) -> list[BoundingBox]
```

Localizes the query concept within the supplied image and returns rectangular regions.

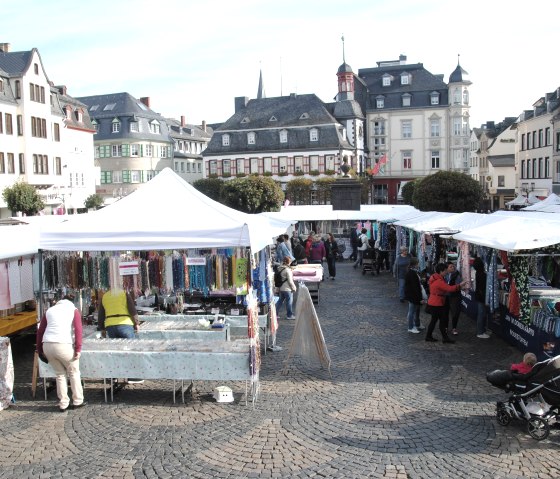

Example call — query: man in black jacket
[404,257,425,333]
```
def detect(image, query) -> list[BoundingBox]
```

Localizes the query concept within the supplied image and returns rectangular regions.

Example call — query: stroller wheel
[527,417,550,441]
[496,406,512,426]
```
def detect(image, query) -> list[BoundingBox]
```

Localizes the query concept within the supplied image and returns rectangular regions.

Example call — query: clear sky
[2,0,557,129]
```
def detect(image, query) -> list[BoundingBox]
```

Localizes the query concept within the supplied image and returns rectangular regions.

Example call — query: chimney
[399,54,407,64]
[290,93,297,99]
[140,97,150,108]
[181,115,186,127]
[234,96,249,113]
[202,120,207,132]
[0,43,11,53]
[57,85,67,96]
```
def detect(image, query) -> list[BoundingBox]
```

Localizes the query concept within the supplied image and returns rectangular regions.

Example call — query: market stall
[36,168,292,403]
[452,215,560,360]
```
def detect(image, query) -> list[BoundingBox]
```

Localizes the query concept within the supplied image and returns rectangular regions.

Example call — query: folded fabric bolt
[292,271,316,276]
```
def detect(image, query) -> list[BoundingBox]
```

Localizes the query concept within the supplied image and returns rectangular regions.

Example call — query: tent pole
[38,249,44,320]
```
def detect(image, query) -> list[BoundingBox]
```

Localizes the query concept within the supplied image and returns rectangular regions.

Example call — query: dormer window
[112,118,121,133]
[91,119,98,132]
[376,96,385,109]
[309,128,318,142]
[222,134,230,146]
[241,117,250,124]
[402,93,412,107]
[279,129,288,143]
[400,73,410,85]
[299,113,309,120]
[0,79,4,92]
[65,106,72,119]
[269,116,277,122]
[247,131,256,145]
[130,121,139,133]
[382,75,392,87]
[149,120,160,134]
[75,109,83,122]
[430,91,440,105]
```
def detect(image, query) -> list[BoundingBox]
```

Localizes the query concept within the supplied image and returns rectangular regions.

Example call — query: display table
[0,311,37,337]
[140,313,269,348]
[38,338,257,404]
[292,264,323,304]
[138,321,230,341]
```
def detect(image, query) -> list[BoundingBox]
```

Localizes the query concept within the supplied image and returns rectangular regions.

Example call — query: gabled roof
[0,49,34,76]
[165,118,212,140]
[204,94,352,156]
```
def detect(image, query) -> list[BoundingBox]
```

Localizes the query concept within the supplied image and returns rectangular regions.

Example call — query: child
[511,352,537,375]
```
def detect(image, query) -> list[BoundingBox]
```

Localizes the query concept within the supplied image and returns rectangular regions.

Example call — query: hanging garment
[0,262,11,309]
[7,260,23,305]
[19,258,34,303]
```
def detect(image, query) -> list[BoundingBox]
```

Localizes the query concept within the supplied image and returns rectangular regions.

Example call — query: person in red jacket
[425,263,468,343]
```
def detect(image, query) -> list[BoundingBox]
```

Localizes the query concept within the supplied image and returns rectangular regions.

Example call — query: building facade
[77,93,174,204]
[202,92,360,199]
[515,88,560,198]
[0,43,96,217]
[167,116,212,183]
[356,55,471,204]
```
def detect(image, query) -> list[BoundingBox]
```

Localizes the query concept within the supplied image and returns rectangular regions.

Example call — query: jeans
[407,302,421,330]
[106,324,136,339]
[353,250,364,268]
[398,278,406,300]
[43,342,84,409]
[276,291,294,318]
[476,301,487,335]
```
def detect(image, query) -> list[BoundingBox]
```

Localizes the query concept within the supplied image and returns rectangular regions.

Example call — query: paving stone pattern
[1,263,559,478]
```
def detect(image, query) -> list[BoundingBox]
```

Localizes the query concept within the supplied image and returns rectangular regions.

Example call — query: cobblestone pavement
[2,262,560,478]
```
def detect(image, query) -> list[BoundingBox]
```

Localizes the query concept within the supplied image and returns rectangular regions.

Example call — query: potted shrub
[309,169,320,176]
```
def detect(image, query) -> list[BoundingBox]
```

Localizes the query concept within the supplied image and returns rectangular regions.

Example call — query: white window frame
[130,144,139,156]
[402,94,411,107]
[111,145,122,157]
[402,151,412,169]
[431,151,440,169]
[294,156,303,172]
[247,132,256,145]
[310,155,319,171]
[222,134,230,146]
[149,121,160,134]
[325,155,335,171]
[309,128,318,142]
[209,160,217,175]
[186,162,191,173]
[130,122,139,133]
[279,156,288,172]
[263,157,272,173]
[382,76,391,86]
[112,170,123,183]
[401,74,409,85]
[430,92,439,105]
[159,146,167,158]
[401,120,412,139]
[430,120,440,137]
[250,157,259,173]
[376,97,384,109]
[223,160,231,175]
[236,158,244,174]
[145,145,153,157]
[130,170,141,183]
[453,118,461,136]
[112,120,120,133]
[279,130,288,143]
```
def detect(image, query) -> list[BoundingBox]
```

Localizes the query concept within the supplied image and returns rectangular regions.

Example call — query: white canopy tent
[0,225,40,260]
[505,194,529,207]
[452,216,560,252]
[523,193,560,211]
[260,204,419,222]
[39,168,292,252]
[395,212,518,235]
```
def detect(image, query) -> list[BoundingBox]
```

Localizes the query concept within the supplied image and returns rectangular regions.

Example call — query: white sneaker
[477,333,490,339]
[286,316,296,320]
[408,328,420,334]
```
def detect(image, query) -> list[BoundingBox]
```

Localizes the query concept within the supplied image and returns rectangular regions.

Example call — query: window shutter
[122,170,131,183]
[140,144,143,157]
[122,144,130,157]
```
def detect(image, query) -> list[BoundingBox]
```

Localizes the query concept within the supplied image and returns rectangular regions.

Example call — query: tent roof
[452,216,560,252]
[38,168,291,252]
[523,193,560,211]
[395,212,514,235]
[260,204,419,222]
[0,225,40,260]
[505,194,529,206]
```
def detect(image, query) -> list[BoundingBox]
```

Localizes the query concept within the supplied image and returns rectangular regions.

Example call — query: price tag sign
[230,309,240,316]
[211,308,220,314]
[119,261,139,276]
[186,257,207,265]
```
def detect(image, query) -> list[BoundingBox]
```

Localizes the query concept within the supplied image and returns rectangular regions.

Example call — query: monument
[330,158,362,211]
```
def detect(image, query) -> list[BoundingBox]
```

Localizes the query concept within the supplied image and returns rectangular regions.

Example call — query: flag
[369,154,388,176]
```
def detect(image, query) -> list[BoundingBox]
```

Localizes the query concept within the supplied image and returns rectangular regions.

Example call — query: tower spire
[257,62,265,99]
[341,34,345,63]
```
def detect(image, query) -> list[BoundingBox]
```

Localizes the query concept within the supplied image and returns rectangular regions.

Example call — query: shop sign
[119,261,139,276]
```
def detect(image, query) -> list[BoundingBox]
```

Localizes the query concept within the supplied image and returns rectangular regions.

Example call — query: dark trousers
[426,306,450,339]
[350,244,358,261]
[448,295,461,329]
[326,256,336,278]
[376,250,390,272]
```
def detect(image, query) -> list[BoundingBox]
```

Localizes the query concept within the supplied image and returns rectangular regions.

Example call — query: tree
[401,179,420,205]
[2,181,45,216]
[314,177,336,204]
[412,171,483,212]
[222,175,284,213]
[84,193,104,210]
[285,178,313,205]
[192,177,225,202]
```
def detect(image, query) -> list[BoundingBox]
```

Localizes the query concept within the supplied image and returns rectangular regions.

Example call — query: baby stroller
[361,248,376,275]
[487,355,560,440]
